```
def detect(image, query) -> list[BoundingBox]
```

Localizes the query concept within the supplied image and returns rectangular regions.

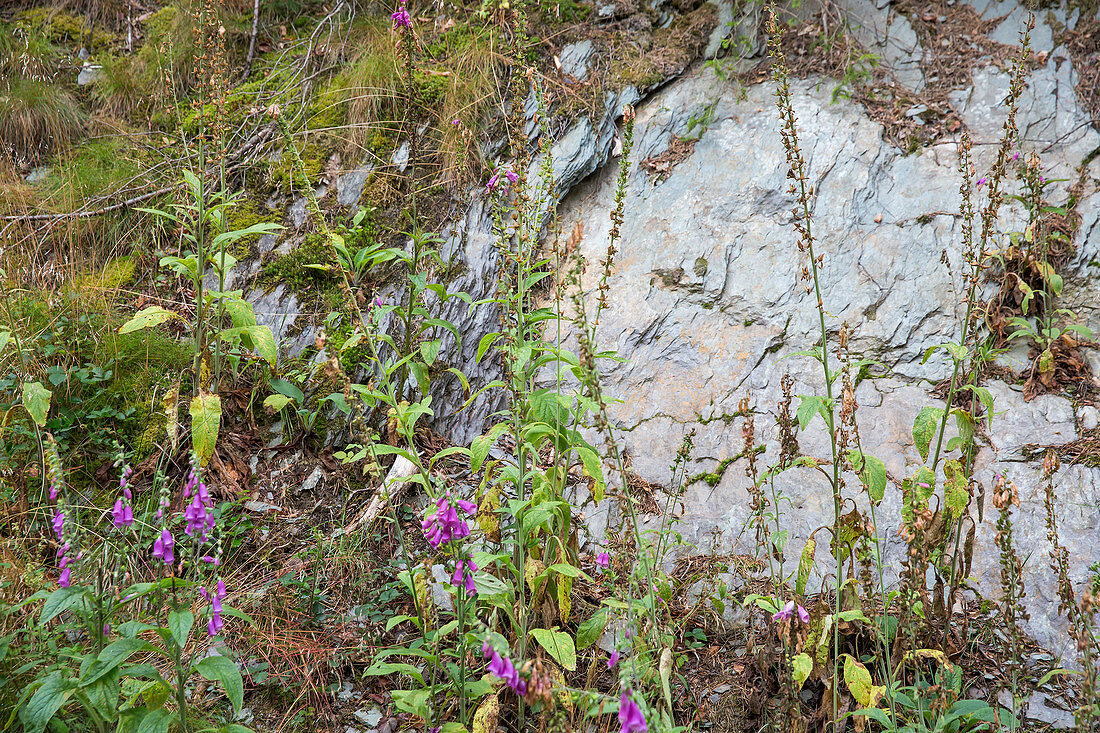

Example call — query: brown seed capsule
[1042,450,1060,477]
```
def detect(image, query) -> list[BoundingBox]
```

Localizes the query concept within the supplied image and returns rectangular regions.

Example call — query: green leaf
[40,586,88,625]
[246,325,277,367]
[576,608,608,650]
[392,688,430,718]
[263,394,293,413]
[119,306,181,335]
[848,449,887,503]
[796,395,825,431]
[471,423,508,473]
[576,445,606,502]
[220,295,257,328]
[912,406,943,462]
[19,672,77,733]
[21,381,52,427]
[81,638,150,686]
[475,332,500,364]
[960,384,995,428]
[189,392,222,467]
[167,610,194,649]
[792,653,813,690]
[268,379,305,406]
[530,628,576,671]
[363,661,425,685]
[547,563,588,579]
[195,654,244,712]
[419,339,441,366]
[135,708,174,733]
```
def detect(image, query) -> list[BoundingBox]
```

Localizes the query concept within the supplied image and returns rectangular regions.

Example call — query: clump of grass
[424,24,505,188]
[0,78,85,165]
[325,19,402,159]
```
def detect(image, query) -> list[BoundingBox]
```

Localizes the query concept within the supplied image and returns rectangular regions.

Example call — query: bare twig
[242,0,261,82]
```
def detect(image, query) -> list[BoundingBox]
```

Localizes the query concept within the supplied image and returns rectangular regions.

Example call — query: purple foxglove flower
[773,600,795,622]
[52,509,65,541]
[1011,151,1021,161]
[618,691,647,733]
[608,649,619,669]
[596,552,610,571]
[482,640,493,657]
[421,492,475,548]
[797,605,810,624]
[487,650,526,695]
[505,170,518,184]
[200,580,227,637]
[976,176,987,187]
[112,498,134,529]
[391,0,411,28]
[452,559,478,595]
[485,171,501,194]
[153,529,175,565]
[58,567,71,588]
[49,484,58,501]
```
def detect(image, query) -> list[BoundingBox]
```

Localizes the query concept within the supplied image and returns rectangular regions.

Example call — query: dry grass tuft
[0,78,85,166]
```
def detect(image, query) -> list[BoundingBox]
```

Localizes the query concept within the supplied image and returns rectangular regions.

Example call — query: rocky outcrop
[551,1,1100,667]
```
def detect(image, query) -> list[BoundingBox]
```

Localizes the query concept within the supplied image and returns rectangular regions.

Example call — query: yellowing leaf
[189,392,222,466]
[248,325,277,367]
[557,574,573,623]
[22,381,51,427]
[792,653,813,690]
[943,459,969,519]
[164,384,179,451]
[264,394,293,413]
[796,538,816,596]
[843,654,874,708]
[472,694,498,733]
[525,558,547,603]
[530,628,576,671]
[119,306,181,335]
[476,483,501,542]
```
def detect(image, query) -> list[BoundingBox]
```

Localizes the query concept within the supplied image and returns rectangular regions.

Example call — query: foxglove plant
[17,445,248,733]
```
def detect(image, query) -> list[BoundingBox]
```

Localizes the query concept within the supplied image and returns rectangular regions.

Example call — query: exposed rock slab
[553,59,1100,663]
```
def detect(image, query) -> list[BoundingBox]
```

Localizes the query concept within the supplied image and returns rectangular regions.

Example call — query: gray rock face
[559,40,595,81]
[337,162,375,207]
[840,1,924,91]
[552,55,1100,664]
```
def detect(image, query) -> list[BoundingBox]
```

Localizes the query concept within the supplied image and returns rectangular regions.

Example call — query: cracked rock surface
[554,46,1100,663]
